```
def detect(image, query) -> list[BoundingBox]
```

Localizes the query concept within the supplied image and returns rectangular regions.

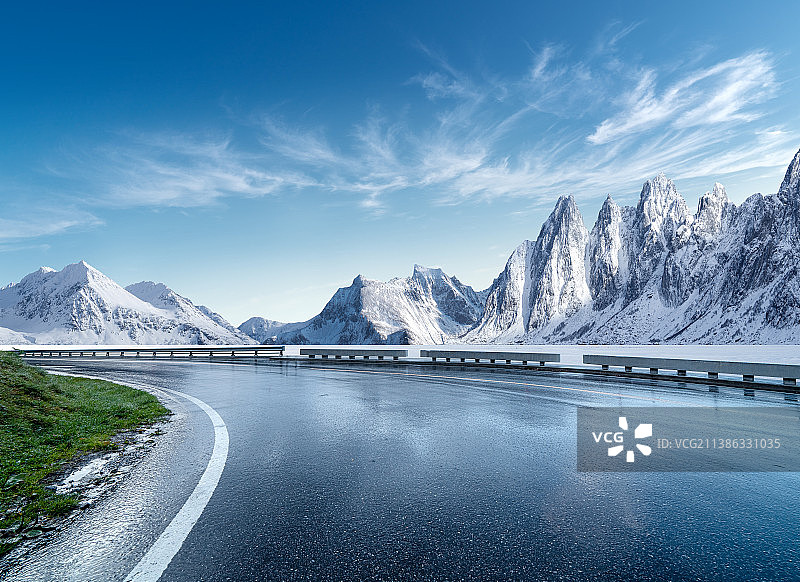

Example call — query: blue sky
[2,1,799,325]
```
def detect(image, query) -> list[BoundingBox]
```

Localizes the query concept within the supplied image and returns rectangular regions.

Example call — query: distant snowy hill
[238,317,286,343]
[261,265,486,345]
[0,262,253,345]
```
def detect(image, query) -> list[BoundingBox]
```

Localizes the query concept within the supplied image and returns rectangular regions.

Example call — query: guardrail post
[743,374,755,383]
[783,378,796,386]
[475,358,481,363]
[446,358,451,362]
[393,356,399,361]
[349,355,356,359]
[601,364,609,371]
[539,361,545,367]
[490,359,495,363]
[431,357,437,361]
[522,360,527,365]
[708,372,718,379]
[335,355,342,359]
[505,359,511,364]
[678,370,687,376]
[460,358,465,362]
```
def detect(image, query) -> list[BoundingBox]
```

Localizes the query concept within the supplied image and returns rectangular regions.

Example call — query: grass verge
[0,351,168,556]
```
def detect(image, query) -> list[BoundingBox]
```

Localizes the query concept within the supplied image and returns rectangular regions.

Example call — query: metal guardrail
[15,345,285,359]
[583,354,800,386]
[299,348,408,360]
[420,350,560,365]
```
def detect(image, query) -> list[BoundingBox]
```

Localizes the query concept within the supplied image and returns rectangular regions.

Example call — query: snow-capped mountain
[0,262,253,345]
[468,195,591,342]
[238,317,287,343]
[6,148,800,347]
[467,148,800,344]
[125,281,254,343]
[265,265,486,344]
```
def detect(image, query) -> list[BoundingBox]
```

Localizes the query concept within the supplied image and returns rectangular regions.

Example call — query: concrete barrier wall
[17,345,285,357]
[420,350,560,363]
[299,348,408,358]
[584,354,800,383]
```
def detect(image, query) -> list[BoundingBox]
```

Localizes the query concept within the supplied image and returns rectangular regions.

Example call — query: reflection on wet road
[6,360,800,581]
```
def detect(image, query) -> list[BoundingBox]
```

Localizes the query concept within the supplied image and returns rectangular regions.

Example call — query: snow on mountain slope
[467,195,590,342]
[7,149,800,347]
[0,262,252,344]
[274,265,485,344]
[469,147,800,344]
[0,326,31,345]
[237,317,287,343]
[126,281,254,344]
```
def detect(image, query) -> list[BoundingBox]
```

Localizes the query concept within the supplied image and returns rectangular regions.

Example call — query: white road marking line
[44,369,229,582]
[124,386,228,582]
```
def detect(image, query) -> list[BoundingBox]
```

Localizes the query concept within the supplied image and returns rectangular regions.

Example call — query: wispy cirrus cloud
[588,51,776,144]
[56,131,319,208]
[0,208,102,242]
[42,26,796,223]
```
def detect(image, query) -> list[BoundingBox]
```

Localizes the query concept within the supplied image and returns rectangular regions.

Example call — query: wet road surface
[4,359,800,581]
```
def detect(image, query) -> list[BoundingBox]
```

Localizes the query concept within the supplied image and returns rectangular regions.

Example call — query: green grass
[0,352,168,555]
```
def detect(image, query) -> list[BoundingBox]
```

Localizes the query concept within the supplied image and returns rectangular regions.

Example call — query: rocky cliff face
[468,147,800,344]
[468,195,590,341]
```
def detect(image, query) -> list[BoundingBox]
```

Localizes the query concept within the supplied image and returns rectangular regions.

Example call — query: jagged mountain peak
[598,194,619,215]
[692,182,729,242]
[778,146,800,202]
[552,193,580,214]
[541,194,585,235]
[412,264,445,278]
[637,173,685,217]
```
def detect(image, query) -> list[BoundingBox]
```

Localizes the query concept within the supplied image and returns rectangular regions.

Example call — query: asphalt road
[4,360,800,581]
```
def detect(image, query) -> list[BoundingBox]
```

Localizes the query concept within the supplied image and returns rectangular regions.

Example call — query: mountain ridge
[4,148,800,346]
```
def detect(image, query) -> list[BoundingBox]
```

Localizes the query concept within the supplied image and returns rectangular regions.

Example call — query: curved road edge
[3,370,228,582]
